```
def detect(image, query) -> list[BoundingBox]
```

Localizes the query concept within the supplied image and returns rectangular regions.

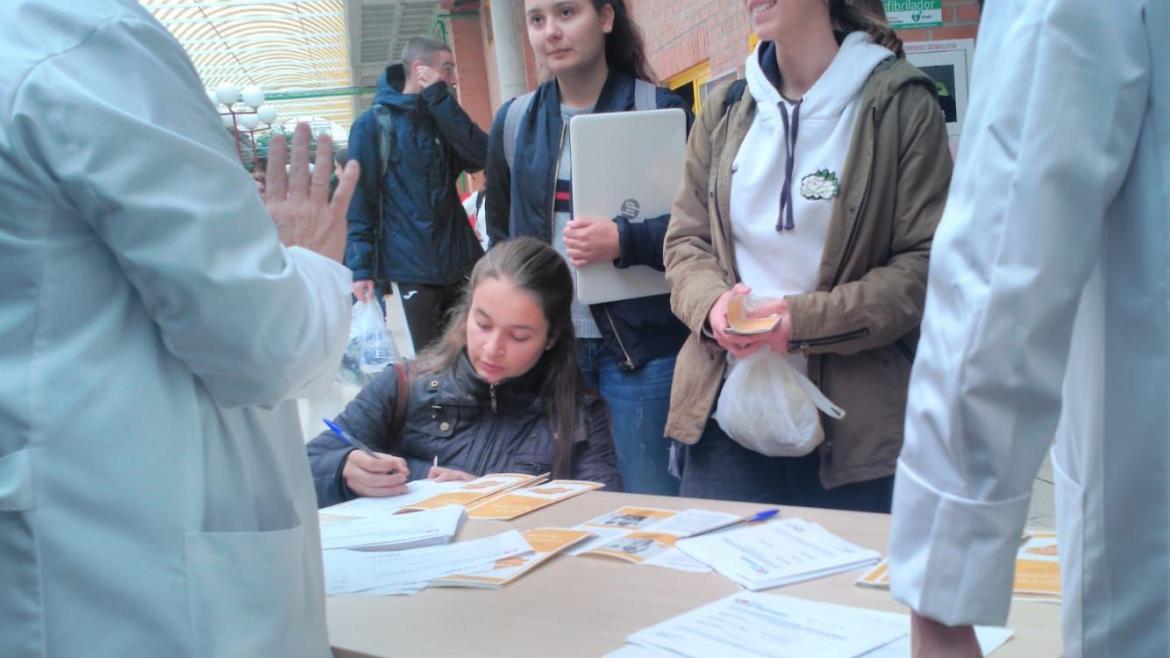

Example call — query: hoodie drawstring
[777,99,802,232]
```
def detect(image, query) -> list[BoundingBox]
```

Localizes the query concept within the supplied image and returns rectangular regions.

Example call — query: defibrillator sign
[882,0,944,29]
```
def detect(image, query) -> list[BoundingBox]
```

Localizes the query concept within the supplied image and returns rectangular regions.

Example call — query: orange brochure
[856,531,1061,600]
[400,473,547,511]
[586,530,681,565]
[1013,531,1061,599]
[467,480,604,520]
[430,527,593,589]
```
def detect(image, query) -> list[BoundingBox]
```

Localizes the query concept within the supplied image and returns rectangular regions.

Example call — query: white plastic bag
[713,350,846,457]
[340,299,398,385]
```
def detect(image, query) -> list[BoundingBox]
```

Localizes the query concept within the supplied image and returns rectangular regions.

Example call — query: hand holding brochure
[676,517,881,589]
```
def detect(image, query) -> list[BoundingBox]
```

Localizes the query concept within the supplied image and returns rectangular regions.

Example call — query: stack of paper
[856,531,1061,601]
[320,479,470,520]
[319,504,464,551]
[613,592,907,658]
[676,517,881,589]
[467,480,604,520]
[568,506,744,572]
[324,530,533,596]
[432,527,592,588]
[605,592,1014,658]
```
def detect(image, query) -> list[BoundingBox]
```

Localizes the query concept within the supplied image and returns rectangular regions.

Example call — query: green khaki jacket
[664,57,953,489]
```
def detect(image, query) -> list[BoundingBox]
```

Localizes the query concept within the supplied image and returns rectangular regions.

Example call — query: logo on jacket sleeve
[800,169,840,201]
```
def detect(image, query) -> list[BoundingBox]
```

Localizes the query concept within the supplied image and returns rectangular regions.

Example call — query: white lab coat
[888,1,1169,656]
[0,2,350,657]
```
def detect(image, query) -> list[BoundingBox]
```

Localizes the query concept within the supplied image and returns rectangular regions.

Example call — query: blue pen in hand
[323,418,379,459]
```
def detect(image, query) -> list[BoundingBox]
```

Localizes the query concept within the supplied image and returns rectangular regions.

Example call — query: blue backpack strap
[633,78,658,111]
[503,91,537,171]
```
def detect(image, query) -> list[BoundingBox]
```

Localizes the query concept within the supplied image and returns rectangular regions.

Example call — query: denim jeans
[679,414,894,513]
[578,339,679,496]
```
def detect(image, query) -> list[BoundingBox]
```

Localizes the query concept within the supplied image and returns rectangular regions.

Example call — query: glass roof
[140,0,356,138]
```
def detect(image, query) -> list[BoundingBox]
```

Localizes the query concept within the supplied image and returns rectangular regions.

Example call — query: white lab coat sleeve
[10,15,351,408]
[888,0,1150,626]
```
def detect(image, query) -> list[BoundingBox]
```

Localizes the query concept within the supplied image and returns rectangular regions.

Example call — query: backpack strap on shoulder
[503,91,537,171]
[387,362,413,455]
[633,78,658,112]
[722,79,748,117]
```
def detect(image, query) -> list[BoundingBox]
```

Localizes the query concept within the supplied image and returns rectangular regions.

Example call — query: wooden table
[327,491,1062,657]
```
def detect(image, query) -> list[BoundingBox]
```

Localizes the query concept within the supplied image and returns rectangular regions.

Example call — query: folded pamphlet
[467,480,604,520]
[569,506,745,573]
[431,527,593,589]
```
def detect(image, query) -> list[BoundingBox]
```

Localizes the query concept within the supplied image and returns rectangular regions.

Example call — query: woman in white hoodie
[663,0,953,512]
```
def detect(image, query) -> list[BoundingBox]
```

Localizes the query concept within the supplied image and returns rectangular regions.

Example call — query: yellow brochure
[856,531,1061,600]
[431,527,592,589]
[587,531,680,565]
[400,473,546,511]
[1014,531,1061,599]
[467,480,604,520]
[572,507,743,573]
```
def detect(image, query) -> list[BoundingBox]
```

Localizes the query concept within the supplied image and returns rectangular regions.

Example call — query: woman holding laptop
[308,238,622,508]
[483,0,692,496]
[663,0,953,512]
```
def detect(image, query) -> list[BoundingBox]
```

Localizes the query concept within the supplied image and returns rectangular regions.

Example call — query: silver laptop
[569,108,687,304]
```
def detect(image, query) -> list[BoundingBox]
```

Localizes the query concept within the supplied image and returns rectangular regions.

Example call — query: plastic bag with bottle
[340,299,398,386]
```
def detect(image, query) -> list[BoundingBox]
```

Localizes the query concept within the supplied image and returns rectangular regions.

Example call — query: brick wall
[628,0,982,82]
[447,13,494,133]
[630,0,750,81]
[900,0,982,42]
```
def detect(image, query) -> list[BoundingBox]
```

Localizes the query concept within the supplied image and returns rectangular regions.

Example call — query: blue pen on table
[322,418,378,459]
[690,508,780,538]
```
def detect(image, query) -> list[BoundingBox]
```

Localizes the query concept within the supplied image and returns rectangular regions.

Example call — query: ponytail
[830,0,904,58]
[594,0,658,83]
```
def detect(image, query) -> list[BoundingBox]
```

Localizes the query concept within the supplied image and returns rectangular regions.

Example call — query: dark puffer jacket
[484,70,693,370]
[308,354,622,508]
[345,66,487,286]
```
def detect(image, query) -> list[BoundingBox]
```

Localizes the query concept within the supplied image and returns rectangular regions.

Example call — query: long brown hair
[831,0,904,58]
[414,237,585,477]
[592,0,657,83]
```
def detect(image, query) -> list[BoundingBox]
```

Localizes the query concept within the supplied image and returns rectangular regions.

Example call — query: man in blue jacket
[346,37,488,353]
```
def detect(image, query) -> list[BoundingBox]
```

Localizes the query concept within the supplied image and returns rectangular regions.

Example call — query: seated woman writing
[308,237,622,508]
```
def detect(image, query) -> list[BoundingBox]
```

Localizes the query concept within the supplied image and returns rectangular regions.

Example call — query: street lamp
[213,83,278,170]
